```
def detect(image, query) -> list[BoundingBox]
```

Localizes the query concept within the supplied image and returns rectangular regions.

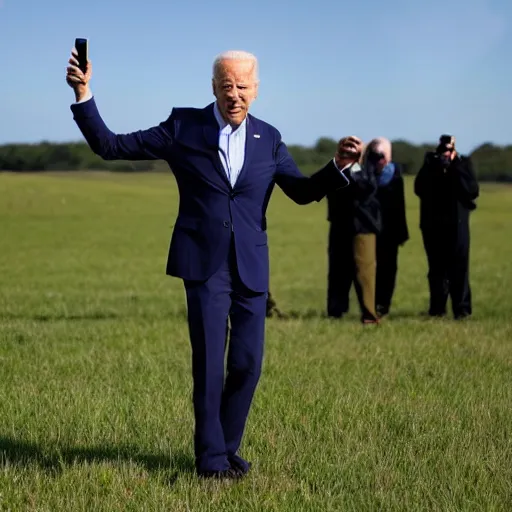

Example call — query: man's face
[368,142,389,172]
[212,59,258,126]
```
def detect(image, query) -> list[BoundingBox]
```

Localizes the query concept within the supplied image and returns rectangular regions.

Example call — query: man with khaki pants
[326,137,381,324]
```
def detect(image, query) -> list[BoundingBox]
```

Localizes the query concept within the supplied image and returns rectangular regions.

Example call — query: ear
[212,79,218,98]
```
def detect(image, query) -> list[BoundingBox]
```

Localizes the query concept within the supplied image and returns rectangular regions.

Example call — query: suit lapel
[202,104,232,189]
[234,115,257,189]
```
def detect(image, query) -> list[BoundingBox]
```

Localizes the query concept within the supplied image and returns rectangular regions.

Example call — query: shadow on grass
[267,308,326,320]
[5,309,327,322]
[0,436,195,485]
[267,308,466,323]
[384,310,474,321]
[0,309,190,323]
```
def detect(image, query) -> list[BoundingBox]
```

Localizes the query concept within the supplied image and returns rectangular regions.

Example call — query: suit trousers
[183,239,267,473]
[421,226,472,318]
[327,224,355,317]
[376,238,399,313]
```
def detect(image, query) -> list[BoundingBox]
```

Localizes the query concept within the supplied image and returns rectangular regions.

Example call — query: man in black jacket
[326,136,381,323]
[414,135,479,319]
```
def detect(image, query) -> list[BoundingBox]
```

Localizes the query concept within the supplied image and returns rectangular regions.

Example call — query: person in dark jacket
[364,138,409,317]
[414,135,479,319]
[326,136,381,324]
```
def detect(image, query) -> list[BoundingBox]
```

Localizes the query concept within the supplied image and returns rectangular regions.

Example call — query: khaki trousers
[353,233,378,321]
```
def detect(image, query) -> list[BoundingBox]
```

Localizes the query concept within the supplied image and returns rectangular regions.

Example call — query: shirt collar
[341,162,360,173]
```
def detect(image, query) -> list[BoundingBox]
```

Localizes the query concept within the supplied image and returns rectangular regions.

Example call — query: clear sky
[0,0,510,154]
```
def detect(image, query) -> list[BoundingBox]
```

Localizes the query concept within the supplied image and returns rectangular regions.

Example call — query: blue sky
[0,0,510,154]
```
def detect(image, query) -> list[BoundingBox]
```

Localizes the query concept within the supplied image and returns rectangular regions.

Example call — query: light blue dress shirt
[213,102,247,187]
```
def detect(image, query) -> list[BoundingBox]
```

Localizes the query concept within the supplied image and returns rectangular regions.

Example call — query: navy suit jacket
[70,99,348,292]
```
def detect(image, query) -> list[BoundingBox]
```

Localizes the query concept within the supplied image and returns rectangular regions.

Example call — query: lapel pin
[253,134,260,138]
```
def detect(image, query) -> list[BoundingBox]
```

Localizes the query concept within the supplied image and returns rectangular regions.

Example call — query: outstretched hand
[66,48,92,102]
[334,135,364,169]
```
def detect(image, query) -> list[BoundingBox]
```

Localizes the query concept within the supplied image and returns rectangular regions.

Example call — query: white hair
[370,137,392,162]
[212,50,259,81]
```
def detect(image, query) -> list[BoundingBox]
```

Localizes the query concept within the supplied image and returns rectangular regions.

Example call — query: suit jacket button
[223,221,230,228]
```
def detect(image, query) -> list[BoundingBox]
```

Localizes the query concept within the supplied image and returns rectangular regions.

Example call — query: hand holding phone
[66,38,91,102]
[74,38,88,74]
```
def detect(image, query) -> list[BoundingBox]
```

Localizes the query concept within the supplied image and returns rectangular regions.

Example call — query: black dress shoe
[197,468,241,480]
[428,310,446,318]
[228,455,252,476]
[327,312,345,319]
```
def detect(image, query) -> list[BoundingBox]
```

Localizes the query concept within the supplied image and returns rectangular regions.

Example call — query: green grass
[0,171,511,511]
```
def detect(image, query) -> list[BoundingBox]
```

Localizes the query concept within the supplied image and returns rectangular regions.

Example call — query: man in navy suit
[66,49,351,479]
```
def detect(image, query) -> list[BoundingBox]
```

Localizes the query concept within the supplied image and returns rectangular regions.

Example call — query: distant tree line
[1,138,511,181]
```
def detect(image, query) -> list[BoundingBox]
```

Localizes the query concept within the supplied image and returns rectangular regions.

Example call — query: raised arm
[66,49,173,161]
[274,135,349,205]
[70,98,173,161]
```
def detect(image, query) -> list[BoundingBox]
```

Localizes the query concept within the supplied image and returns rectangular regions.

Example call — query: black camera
[437,134,455,154]
[367,150,385,164]
[439,135,454,145]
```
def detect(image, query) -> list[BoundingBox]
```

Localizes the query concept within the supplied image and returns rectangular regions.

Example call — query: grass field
[1,171,511,511]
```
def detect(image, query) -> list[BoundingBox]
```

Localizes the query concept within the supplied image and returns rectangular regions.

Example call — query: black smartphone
[75,38,88,73]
